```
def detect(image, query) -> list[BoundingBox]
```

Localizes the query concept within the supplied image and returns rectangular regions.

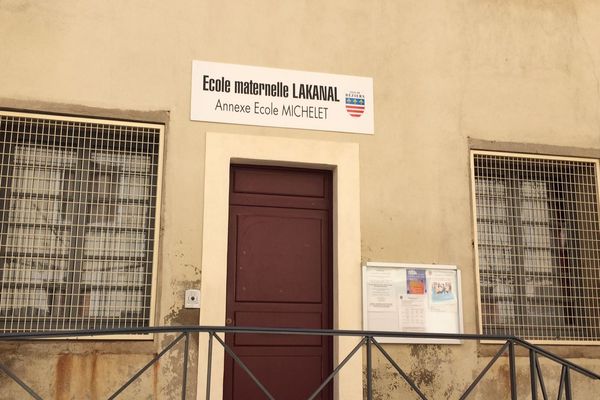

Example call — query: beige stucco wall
[1,0,600,399]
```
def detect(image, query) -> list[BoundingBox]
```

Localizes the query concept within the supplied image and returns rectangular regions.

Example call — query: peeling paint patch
[153,359,160,398]
[55,353,73,399]
[163,280,201,326]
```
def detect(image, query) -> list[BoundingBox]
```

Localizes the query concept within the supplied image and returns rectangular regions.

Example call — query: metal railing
[1,326,599,399]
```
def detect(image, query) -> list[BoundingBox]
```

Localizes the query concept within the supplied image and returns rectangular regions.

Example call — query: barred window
[0,111,163,333]
[472,151,600,342]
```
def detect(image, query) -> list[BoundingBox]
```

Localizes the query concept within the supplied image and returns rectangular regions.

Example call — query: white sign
[191,61,374,134]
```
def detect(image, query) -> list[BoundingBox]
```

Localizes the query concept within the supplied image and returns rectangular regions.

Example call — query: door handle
[225,317,233,325]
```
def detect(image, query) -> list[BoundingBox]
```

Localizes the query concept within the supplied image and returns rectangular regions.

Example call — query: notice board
[362,262,464,344]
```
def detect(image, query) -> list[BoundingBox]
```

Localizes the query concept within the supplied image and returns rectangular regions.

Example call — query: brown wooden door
[224,165,333,400]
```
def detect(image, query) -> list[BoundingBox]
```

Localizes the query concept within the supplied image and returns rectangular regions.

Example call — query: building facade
[1,0,600,399]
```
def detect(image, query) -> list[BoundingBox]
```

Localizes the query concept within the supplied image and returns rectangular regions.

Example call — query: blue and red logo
[345,92,366,118]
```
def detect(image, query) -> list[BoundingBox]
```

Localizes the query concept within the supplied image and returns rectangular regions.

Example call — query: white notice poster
[427,270,458,312]
[399,297,426,332]
[366,268,397,312]
[365,268,399,331]
[399,268,427,332]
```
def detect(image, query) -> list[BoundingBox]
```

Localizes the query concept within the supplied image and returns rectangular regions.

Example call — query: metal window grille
[471,151,600,342]
[0,111,163,333]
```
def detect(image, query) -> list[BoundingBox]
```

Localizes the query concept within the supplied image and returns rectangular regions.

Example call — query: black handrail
[0,326,598,399]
